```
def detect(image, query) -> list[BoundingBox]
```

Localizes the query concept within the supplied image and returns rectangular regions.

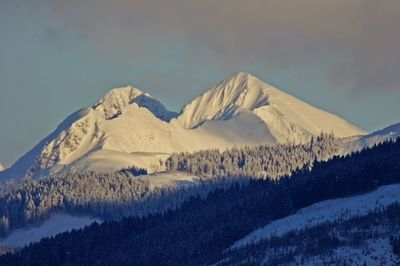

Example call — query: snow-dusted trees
[391,235,400,256]
[0,134,342,237]
[0,171,154,236]
[220,203,400,265]
[166,133,341,179]
[0,170,245,237]
[1,139,399,266]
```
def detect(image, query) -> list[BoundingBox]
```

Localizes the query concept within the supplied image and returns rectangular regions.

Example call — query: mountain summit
[0,73,366,180]
[177,72,366,141]
[177,72,269,128]
[94,86,177,121]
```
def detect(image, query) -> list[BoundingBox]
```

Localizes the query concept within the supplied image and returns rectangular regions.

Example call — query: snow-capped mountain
[0,87,196,179]
[0,72,366,180]
[177,72,366,141]
[0,162,5,172]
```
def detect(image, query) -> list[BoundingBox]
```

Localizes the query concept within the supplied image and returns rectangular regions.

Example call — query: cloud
[7,0,400,94]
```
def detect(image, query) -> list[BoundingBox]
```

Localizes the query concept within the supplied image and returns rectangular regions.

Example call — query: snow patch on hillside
[198,111,276,145]
[0,214,100,248]
[232,184,400,249]
[302,238,399,266]
[138,171,199,190]
[343,123,400,154]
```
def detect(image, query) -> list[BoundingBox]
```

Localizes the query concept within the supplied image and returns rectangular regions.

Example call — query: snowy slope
[0,214,100,248]
[0,86,247,179]
[0,73,366,180]
[137,170,199,190]
[0,108,92,180]
[0,171,197,249]
[343,123,400,154]
[0,87,176,179]
[302,238,400,266]
[177,72,366,142]
[231,183,400,249]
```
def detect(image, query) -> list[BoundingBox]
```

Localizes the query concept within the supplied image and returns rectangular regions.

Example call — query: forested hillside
[166,133,341,178]
[0,134,339,237]
[1,139,399,265]
[219,203,400,265]
[0,170,240,237]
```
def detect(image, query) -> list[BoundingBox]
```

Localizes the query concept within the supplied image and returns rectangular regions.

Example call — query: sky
[1,0,400,166]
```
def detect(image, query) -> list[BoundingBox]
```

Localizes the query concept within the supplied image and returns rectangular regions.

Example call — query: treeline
[166,133,341,178]
[0,134,338,237]
[1,139,399,265]
[118,166,148,176]
[0,170,242,237]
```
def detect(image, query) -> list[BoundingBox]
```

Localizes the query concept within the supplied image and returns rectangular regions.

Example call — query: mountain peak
[0,73,366,181]
[177,73,366,139]
[229,71,252,79]
[94,86,177,122]
[177,72,270,128]
[213,72,273,101]
[230,71,257,78]
[222,72,256,88]
[98,86,145,104]
[228,71,263,82]
[94,86,144,119]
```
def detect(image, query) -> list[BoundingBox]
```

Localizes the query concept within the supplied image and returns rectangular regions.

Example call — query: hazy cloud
[10,0,398,94]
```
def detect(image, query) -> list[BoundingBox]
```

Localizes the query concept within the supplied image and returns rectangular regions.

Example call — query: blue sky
[1,0,400,166]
